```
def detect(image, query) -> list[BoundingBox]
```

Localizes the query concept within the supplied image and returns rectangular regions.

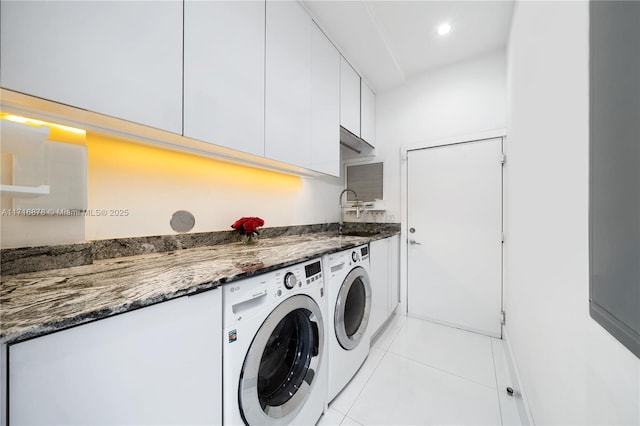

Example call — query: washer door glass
[239,295,324,425]
[335,266,372,350]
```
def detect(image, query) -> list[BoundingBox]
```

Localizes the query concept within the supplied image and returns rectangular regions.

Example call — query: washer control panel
[351,244,369,265]
[284,272,297,289]
[223,258,324,325]
[304,260,323,286]
[273,258,323,294]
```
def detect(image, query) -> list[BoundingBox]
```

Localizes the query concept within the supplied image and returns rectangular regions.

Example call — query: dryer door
[335,266,372,350]
[239,295,324,425]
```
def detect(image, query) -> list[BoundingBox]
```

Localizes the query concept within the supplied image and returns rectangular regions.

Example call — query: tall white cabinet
[8,290,222,425]
[0,1,183,134]
[183,1,265,157]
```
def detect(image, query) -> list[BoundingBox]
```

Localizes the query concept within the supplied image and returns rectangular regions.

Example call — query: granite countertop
[0,231,398,345]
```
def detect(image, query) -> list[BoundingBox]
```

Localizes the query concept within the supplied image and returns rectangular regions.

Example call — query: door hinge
[501,310,506,325]
[500,153,506,165]
[501,232,505,243]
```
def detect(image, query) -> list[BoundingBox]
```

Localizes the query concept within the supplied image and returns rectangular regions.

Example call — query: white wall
[505,2,640,424]
[85,133,342,241]
[1,129,342,247]
[375,50,507,221]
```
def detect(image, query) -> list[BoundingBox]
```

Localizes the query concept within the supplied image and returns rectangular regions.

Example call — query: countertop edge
[1,231,400,345]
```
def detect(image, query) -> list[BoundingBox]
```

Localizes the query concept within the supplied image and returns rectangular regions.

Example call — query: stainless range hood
[340,126,374,157]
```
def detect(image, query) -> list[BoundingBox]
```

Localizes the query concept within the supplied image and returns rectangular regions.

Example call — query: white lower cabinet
[388,235,400,314]
[369,235,400,337]
[8,290,222,425]
[369,238,390,335]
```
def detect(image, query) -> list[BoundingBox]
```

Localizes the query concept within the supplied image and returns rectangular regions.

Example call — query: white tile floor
[318,315,523,426]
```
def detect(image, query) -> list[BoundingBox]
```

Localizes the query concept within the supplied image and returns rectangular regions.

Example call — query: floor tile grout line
[385,349,499,391]
[391,317,500,390]
[332,316,403,423]
[490,338,505,426]
[318,408,345,426]
[340,414,364,426]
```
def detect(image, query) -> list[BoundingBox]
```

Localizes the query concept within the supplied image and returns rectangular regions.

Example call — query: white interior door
[407,138,503,337]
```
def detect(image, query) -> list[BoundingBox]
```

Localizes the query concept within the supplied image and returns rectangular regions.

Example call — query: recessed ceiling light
[437,23,451,36]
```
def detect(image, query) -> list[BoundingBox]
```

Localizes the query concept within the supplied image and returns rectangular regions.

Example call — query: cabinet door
[0,1,182,134]
[340,57,361,137]
[369,238,390,336]
[360,80,376,147]
[265,1,312,168]
[310,23,340,177]
[388,235,400,314]
[9,290,222,425]
[184,1,265,157]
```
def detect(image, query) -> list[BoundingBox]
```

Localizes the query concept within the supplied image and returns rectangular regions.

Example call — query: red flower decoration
[231,217,265,235]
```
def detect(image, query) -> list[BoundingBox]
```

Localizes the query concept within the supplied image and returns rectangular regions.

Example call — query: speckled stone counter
[0,230,398,344]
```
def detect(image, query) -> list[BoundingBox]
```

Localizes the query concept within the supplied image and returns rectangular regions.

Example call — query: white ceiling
[303,1,515,93]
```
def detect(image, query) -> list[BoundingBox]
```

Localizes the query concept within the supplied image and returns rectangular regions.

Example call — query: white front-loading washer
[324,244,372,402]
[222,258,327,426]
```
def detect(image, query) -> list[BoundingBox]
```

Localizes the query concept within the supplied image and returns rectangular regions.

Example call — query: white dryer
[324,244,372,402]
[222,258,327,425]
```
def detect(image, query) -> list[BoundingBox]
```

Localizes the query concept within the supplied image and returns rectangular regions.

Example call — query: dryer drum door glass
[239,295,324,425]
[335,266,372,350]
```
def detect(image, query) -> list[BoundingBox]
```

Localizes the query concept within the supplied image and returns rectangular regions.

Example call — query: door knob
[409,239,421,245]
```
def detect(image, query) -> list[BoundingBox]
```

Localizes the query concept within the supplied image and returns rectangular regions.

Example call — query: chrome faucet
[339,188,360,234]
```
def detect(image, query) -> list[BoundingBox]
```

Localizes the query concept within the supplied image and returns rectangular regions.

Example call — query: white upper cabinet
[0,1,182,134]
[265,1,312,169]
[360,80,376,147]
[340,57,361,137]
[310,24,340,177]
[1,0,347,175]
[339,56,376,149]
[183,1,265,157]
